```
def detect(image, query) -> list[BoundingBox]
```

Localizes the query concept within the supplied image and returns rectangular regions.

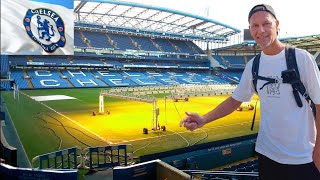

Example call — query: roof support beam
[120,9,149,27]
[82,2,103,22]
[74,1,87,13]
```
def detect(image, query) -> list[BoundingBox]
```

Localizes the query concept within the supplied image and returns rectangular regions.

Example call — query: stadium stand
[217,71,243,82]
[72,30,212,70]
[74,30,88,48]
[170,39,196,54]
[10,70,30,89]
[107,33,138,50]
[72,58,104,66]
[1,55,9,77]
[81,31,113,49]
[202,159,259,179]
[27,70,71,89]
[60,69,107,88]
[130,36,159,52]
[224,56,246,67]
[32,57,71,66]
[9,68,234,89]
[153,38,178,53]
[121,71,162,86]
[185,41,205,54]
[92,70,137,87]
[212,55,229,67]
[0,81,11,91]
[106,60,123,67]
[8,56,29,66]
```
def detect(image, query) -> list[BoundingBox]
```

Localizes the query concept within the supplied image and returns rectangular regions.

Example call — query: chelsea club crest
[23,8,66,53]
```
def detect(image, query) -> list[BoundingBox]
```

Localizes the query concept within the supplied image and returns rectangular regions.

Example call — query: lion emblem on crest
[23,8,66,53]
[36,16,55,41]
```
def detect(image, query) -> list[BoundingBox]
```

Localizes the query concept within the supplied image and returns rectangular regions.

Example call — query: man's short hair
[248,4,277,22]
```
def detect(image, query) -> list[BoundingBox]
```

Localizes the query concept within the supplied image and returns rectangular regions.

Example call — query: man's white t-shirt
[232,48,320,164]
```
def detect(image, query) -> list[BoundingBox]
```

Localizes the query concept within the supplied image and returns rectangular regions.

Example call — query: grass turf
[2,88,260,162]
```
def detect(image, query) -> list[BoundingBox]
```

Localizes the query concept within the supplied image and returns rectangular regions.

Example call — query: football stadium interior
[1,0,320,179]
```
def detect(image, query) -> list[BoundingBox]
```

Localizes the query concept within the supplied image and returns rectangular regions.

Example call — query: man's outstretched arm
[180,96,242,131]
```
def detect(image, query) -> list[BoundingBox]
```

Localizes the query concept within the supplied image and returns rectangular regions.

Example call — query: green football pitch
[2,88,260,162]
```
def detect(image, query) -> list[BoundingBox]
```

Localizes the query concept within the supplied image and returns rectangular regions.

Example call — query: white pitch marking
[22,91,113,144]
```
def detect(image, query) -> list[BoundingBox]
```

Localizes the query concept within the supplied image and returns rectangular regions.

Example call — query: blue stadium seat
[8,56,28,66]
[185,41,204,54]
[72,58,104,66]
[212,55,229,67]
[0,81,11,91]
[91,70,137,87]
[10,70,30,89]
[153,38,177,53]
[223,56,246,69]
[130,36,159,51]
[82,31,113,49]
[61,70,107,88]
[28,70,71,89]
[121,71,162,86]
[1,55,9,76]
[74,30,88,48]
[107,33,137,50]
[170,39,196,54]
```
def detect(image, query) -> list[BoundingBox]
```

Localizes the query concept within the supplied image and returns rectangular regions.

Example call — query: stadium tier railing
[32,145,132,171]
[32,147,82,170]
[84,145,128,170]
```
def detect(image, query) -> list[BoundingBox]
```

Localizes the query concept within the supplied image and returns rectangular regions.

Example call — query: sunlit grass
[2,88,260,161]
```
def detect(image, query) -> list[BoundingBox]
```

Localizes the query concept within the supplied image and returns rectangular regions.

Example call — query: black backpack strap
[251,54,260,131]
[285,47,300,77]
[285,47,302,107]
[252,54,261,94]
[257,76,278,90]
[252,53,278,91]
[285,46,316,116]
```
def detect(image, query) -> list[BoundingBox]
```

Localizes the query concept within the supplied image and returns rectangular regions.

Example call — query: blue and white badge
[23,8,66,53]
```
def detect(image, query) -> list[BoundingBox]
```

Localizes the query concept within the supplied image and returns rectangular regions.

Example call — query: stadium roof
[74,0,241,41]
[212,34,320,53]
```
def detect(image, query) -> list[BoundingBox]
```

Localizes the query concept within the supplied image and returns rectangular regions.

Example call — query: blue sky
[31,0,73,9]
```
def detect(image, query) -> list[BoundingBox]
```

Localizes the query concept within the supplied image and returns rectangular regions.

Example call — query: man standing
[180,4,320,179]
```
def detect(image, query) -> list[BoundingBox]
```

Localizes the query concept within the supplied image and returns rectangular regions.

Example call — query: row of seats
[75,30,204,55]
[1,55,10,76]
[0,81,11,90]
[10,70,29,89]
[216,71,243,82]
[214,53,320,69]
[9,56,209,69]
[224,56,246,66]
[213,55,247,68]
[28,70,70,88]
[202,159,259,180]
[10,69,229,89]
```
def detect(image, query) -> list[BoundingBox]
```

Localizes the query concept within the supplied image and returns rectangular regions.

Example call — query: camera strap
[250,46,316,130]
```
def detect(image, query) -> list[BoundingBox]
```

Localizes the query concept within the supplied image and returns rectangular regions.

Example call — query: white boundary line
[20,91,113,145]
